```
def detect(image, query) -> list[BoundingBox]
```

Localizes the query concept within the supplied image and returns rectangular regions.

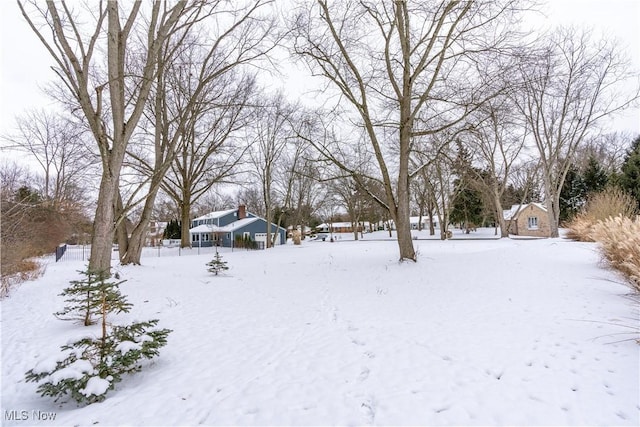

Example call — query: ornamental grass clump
[567,187,637,242]
[590,215,640,293]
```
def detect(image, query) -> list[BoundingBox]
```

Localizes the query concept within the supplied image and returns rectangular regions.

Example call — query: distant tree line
[1,0,638,276]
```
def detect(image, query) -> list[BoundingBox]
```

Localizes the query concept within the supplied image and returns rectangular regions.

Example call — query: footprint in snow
[358,367,370,382]
[434,405,450,414]
[361,399,376,424]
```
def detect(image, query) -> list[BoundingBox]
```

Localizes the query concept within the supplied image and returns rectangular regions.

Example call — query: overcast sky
[1,0,638,141]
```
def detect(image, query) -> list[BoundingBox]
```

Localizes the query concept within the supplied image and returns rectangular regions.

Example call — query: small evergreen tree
[25,268,171,405]
[207,250,229,275]
[55,269,131,326]
[619,135,640,209]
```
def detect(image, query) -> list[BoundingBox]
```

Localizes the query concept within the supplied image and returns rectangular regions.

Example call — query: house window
[192,234,199,242]
[243,232,251,239]
[527,217,538,230]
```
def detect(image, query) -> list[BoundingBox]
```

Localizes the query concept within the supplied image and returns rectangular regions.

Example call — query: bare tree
[1,163,38,286]
[119,0,275,261]
[515,27,639,237]
[236,185,266,218]
[329,175,371,240]
[283,150,324,236]
[19,0,208,272]
[1,160,91,288]
[576,132,633,174]
[161,72,254,248]
[410,167,438,235]
[248,92,295,248]
[152,0,277,250]
[465,99,529,237]
[269,134,321,243]
[291,0,526,261]
[3,109,95,210]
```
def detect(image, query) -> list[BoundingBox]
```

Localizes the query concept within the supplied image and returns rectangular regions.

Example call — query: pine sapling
[26,270,171,405]
[55,268,131,326]
[207,250,229,276]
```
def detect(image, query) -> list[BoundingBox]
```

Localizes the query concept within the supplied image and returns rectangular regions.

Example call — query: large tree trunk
[89,174,118,273]
[122,230,143,265]
[396,128,416,260]
[21,1,193,274]
[115,193,129,264]
[180,200,192,248]
[547,194,560,238]
[264,189,272,249]
[427,196,435,236]
[121,186,162,265]
[542,173,560,238]
[394,205,415,261]
[493,192,509,238]
[265,212,273,248]
[438,193,449,241]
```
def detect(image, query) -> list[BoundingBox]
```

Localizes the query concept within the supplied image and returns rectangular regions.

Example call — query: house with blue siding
[188,205,287,249]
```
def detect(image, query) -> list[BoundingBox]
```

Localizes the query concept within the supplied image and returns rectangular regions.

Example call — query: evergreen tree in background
[162,219,181,239]
[449,141,484,232]
[560,164,587,222]
[450,182,484,232]
[619,135,640,209]
[582,156,609,195]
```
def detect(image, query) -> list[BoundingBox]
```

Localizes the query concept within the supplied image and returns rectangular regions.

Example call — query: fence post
[55,244,67,262]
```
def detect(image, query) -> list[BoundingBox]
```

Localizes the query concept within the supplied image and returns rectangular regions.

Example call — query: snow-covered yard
[2,233,639,425]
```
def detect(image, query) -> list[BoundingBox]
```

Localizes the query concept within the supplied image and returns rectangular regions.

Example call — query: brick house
[504,203,550,237]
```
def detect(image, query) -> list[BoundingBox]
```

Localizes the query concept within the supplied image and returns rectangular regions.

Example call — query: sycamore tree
[3,109,95,211]
[464,98,530,237]
[18,1,209,273]
[515,27,639,237]
[290,0,527,261]
[119,0,276,259]
[248,92,298,248]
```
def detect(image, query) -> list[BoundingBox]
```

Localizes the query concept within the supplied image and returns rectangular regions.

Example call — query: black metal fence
[55,244,67,262]
[53,243,261,262]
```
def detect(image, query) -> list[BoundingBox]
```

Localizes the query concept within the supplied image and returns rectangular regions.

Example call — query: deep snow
[2,231,639,426]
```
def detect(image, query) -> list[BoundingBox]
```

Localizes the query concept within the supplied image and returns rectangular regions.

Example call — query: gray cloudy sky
[1,0,638,139]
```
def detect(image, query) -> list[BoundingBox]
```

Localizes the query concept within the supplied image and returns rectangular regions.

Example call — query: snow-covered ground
[2,231,639,426]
